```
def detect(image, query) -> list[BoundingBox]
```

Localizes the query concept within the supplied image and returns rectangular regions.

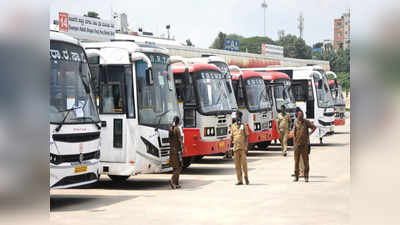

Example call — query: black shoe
[236,182,243,185]
[304,177,309,183]
[293,177,299,182]
[169,180,176,189]
[283,153,287,157]
[175,184,182,189]
[245,177,249,185]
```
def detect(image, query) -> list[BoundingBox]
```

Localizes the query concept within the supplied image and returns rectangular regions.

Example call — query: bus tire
[109,175,130,182]
[257,141,270,150]
[182,157,193,169]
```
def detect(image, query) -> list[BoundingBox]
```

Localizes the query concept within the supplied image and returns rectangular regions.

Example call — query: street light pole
[261,0,268,36]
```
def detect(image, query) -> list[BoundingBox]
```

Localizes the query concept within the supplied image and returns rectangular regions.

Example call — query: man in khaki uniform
[168,116,184,189]
[293,108,316,182]
[231,111,250,185]
[277,105,291,157]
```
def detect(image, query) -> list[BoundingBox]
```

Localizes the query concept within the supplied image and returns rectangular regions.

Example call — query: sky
[50,0,350,48]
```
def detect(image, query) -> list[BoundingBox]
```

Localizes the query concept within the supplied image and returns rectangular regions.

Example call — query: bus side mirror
[146,68,154,85]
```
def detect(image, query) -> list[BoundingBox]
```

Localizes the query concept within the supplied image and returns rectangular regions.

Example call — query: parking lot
[50,118,350,225]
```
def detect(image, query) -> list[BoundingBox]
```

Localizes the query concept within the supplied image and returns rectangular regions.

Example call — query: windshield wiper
[71,117,101,129]
[55,94,91,132]
[155,110,171,131]
[55,106,84,132]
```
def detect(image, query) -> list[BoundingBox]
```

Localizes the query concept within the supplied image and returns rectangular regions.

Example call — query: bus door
[97,65,133,163]
[292,79,314,119]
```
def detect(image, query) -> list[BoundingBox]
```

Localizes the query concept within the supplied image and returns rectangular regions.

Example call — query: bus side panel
[182,128,230,157]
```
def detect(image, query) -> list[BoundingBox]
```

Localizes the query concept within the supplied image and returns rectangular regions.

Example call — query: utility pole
[166,24,171,39]
[261,0,268,36]
[298,12,304,39]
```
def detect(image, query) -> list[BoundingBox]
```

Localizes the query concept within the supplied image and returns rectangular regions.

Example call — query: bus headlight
[204,127,215,137]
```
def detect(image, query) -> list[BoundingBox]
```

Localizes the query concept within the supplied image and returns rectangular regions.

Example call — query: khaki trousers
[234,149,248,182]
[294,146,309,178]
[279,129,289,154]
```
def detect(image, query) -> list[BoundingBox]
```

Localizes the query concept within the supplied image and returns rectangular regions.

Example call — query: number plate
[74,165,88,173]
[219,142,225,148]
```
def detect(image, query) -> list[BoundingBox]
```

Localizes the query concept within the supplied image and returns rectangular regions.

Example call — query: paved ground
[50,118,350,225]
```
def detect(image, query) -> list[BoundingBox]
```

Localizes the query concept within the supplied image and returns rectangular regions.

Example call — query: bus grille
[52,172,97,188]
[50,150,100,165]
[160,148,170,157]
[52,132,100,143]
[216,127,228,136]
[162,164,170,169]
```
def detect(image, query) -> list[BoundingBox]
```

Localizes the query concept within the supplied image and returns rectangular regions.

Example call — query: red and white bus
[229,66,273,149]
[259,71,297,143]
[172,62,233,168]
[327,72,346,126]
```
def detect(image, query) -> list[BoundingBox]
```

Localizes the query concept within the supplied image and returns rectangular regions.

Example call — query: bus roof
[258,71,290,81]
[50,30,80,46]
[172,62,220,74]
[231,70,264,81]
[242,65,324,72]
[82,41,169,55]
[187,56,226,64]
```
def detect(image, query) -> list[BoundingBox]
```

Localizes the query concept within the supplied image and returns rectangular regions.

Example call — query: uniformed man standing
[277,105,291,157]
[231,111,250,185]
[293,108,316,182]
[168,116,184,189]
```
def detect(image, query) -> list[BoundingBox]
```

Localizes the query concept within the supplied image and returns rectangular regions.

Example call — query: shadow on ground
[50,194,137,212]
[182,166,255,176]
[81,177,213,192]
[311,142,348,147]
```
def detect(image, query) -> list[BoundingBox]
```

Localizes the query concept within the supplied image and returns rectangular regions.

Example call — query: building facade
[334,12,350,50]
[113,12,129,34]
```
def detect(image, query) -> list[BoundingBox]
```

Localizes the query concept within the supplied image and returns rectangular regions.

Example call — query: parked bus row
[49,30,340,189]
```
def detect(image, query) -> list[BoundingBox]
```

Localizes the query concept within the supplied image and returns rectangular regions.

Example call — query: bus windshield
[245,77,271,112]
[50,41,99,124]
[195,70,232,115]
[273,80,296,111]
[314,73,334,108]
[331,84,346,106]
[209,61,238,110]
[136,53,180,129]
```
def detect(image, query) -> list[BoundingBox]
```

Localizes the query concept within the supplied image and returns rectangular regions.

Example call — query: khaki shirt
[294,119,315,147]
[168,126,183,155]
[231,122,249,151]
[277,112,291,131]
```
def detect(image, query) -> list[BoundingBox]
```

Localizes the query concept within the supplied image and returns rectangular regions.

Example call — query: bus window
[100,66,126,114]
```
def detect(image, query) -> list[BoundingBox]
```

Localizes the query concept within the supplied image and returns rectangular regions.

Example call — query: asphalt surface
[50,118,350,225]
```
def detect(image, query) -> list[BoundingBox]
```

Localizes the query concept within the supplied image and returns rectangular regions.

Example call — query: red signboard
[59,12,69,32]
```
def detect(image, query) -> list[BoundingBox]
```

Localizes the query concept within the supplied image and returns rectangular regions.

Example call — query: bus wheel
[287,138,294,146]
[182,157,193,169]
[257,141,270,150]
[109,175,130,182]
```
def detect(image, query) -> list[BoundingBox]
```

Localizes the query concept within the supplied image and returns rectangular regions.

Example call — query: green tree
[210,32,313,59]
[85,11,99,19]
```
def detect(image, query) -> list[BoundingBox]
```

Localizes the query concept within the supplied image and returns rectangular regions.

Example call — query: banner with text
[261,44,284,58]
[58,12,115,41]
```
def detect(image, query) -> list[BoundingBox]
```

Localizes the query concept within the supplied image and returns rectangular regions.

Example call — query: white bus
[50,31,101,189]
[83,41,181,181]
[250,66,335,144]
